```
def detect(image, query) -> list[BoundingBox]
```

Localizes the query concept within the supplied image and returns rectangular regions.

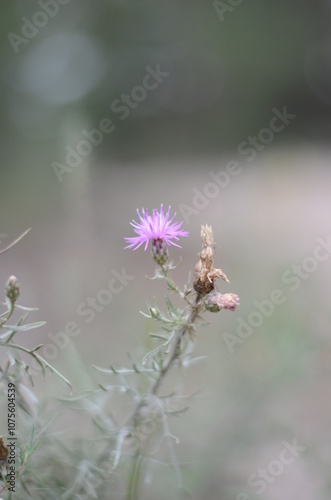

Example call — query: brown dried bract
[0,435,8,479]
[193,225,229,297]
[0,436,8,461]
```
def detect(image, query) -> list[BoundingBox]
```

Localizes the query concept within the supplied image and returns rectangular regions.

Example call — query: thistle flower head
[124,204,189,252]
[205,292,240,312]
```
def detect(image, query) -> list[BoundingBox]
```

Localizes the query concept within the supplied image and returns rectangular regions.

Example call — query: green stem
[0,302,14,328]
[161,265,194,307]
[124,264,202,499]
[126,450,143,500]
[125,298,201,499]
[151,301,199,396]
[0,228,31,256]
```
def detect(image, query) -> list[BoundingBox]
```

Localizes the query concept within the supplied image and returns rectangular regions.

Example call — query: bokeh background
[1,1,331,499]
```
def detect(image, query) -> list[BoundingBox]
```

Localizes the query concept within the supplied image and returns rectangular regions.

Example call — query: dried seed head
[200,224,214,249]
[6,275,20,304]
[0,437,8,461]
[193,225,229,298]
[0,435,8,480]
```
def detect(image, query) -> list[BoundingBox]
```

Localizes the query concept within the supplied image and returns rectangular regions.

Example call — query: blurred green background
[1,1,331,499]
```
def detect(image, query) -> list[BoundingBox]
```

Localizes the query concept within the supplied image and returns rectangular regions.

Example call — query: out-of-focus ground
[1,149,331,499]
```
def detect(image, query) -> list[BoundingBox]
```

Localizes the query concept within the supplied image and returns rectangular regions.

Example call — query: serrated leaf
[34,354,72,390]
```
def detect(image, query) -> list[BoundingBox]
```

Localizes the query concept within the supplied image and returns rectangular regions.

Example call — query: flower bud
[152,238,168,265]
[218,293,240,311]
[6,275,20,303]
[205,292,240,312]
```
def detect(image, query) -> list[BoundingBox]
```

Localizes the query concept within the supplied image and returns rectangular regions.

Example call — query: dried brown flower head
[193,225,229,298]
[0,436,8,479]
[0,437,8,461]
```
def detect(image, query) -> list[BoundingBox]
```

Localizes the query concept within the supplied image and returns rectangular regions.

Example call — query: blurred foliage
[0,0,330,176]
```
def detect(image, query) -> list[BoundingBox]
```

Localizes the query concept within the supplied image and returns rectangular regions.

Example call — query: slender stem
[125,292,201,499]
[126,450,143,500]
[123,262,202,500]
[161,265,194,307]
[126,296,200,427]
[0,228,31,256]
[0,302,14,328]
[151,302,199,396]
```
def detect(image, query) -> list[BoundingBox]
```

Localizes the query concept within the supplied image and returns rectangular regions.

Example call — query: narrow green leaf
[112,428,129,470]
[15,305,39,312]
[165,295,177,316]
[3,321,46,331]
[150,333,169,341]
[139,311,152,319]
[34,354,72,390]
[34,413,58,440]
[165,275,176,291]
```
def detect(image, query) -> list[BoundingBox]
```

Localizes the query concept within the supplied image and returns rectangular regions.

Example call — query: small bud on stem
[152,238,169,265]
[6,275,20,304]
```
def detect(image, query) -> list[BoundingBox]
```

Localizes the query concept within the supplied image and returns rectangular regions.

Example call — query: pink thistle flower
[217,293,240,311]
[205,292,240,312]
[124,205,189,252]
